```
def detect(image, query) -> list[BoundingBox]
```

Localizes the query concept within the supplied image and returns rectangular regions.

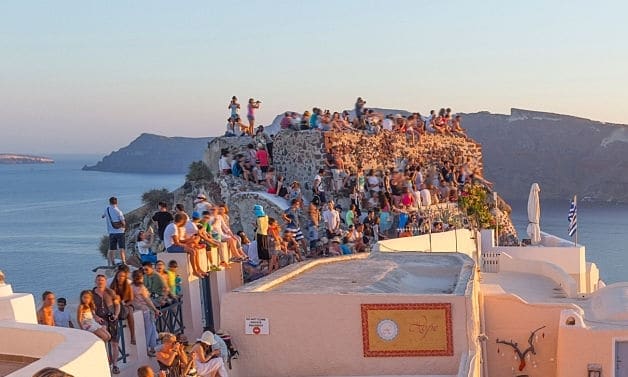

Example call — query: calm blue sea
[0,155,184,304]
[1,156,626,304]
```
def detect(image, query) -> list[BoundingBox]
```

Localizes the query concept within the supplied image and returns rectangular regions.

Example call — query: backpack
[217,332,239,369]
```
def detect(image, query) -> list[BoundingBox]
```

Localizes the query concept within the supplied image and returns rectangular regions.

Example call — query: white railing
[481,250,500,272]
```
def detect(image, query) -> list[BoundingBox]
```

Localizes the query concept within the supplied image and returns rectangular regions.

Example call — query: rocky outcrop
[463,108,628,202]
[206,130,518,242]
[0,154,53,164]
[83,133,213,174]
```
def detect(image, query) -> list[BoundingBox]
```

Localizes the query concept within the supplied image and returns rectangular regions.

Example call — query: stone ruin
[203,129,518,243]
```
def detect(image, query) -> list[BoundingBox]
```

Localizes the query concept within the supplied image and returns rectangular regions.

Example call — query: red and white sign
[245,317,269,335]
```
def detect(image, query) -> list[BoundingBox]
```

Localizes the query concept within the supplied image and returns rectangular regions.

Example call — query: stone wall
[271,131,484,192]
[203,130,517,242]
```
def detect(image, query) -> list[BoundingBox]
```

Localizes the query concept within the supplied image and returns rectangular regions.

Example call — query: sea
[0,155,184,304]
[1,156,627,304]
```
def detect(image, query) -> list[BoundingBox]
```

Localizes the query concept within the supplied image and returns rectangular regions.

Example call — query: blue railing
[156,299,185,335]
[107,320,129,364]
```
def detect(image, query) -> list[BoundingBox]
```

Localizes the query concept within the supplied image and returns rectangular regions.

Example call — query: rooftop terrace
[240,252,475,295]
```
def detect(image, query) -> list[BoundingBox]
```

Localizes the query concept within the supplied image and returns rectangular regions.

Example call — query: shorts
[140,253,158,264]
[247,115,255,121]
[166,245,186,253]
[260,166,269,173]
[109,233,125,250]
[286,226,304,241]
[107,319,120,342]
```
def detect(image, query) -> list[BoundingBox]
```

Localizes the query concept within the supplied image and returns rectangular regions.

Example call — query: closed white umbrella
[526,183,541,245]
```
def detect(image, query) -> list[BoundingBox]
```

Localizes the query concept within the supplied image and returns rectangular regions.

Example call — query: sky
[1,1,627,154]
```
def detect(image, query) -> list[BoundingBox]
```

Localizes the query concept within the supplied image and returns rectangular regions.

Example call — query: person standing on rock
[152,201,174,244]
[254,205,270,270]
[102,196,126,266]
[247,98,261,135]
[228,96,240,120]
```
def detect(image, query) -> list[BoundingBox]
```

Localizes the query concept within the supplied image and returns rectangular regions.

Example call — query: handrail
[156,299,185,335]
[107,320,129,364]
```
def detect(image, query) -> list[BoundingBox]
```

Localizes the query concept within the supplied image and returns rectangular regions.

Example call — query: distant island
[0,154,54,164]
[83,133,213,174]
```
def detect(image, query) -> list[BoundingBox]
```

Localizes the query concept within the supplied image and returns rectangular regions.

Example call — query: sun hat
[331,237,341,244]
[197,194,207,200]
[197,331,217,346]
[253,204,265,217]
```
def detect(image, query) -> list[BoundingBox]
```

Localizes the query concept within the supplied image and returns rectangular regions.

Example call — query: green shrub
[142,188,172,208]
[186,161,213,182]
[458,184,495,229]
[99,235,109,260]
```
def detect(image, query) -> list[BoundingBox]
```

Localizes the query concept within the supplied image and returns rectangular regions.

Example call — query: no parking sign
[245,317,269,335]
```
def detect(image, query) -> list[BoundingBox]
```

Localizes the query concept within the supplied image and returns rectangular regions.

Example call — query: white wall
[0,321,110,377]
[377,229,478,259]
[499,253,578,298]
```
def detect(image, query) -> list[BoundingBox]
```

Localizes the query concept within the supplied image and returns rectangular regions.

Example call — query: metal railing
[107,320,129,364]
[156,299,185,335]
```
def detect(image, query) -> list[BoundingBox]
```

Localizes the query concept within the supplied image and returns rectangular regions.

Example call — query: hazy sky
[1,1,627,154]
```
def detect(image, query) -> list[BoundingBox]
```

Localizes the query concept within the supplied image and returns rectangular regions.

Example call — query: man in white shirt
[420,184,432,207]
[101,196,126,266]
[53,297,74,328]
[164,213,205,277]
[322,201,340,238]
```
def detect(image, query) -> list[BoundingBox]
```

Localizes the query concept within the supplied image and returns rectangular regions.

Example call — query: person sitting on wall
[280,112,292,129]
[137,229,158,264]
[142,262,170,307]
[164,212,206,277]
[451,115,467,137]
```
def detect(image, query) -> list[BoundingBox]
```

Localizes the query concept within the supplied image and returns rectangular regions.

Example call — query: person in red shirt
[255,144,270,173]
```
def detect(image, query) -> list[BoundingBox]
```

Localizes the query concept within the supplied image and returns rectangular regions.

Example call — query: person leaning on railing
[131,269,161,358]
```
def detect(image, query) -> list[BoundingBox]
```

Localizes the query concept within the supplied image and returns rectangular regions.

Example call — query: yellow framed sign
[361,303,453,357]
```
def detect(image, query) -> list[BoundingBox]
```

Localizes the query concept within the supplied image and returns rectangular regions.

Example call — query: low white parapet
[378,228,477,258]
[0,320,110,376]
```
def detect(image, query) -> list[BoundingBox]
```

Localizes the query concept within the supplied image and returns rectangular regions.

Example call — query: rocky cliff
[463,108,628,202]
[83,133,213,174]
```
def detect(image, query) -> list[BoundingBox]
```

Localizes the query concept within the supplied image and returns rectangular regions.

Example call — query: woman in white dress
[190,331,229,377]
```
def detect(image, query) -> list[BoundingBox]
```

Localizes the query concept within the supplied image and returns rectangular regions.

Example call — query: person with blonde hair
[77,290,111,342]
[157,332,189,377]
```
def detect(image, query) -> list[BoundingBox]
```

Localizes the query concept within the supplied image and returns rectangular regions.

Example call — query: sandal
[112,365,120,374]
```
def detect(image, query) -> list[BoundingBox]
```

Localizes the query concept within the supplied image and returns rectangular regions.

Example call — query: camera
[107,312,117,322]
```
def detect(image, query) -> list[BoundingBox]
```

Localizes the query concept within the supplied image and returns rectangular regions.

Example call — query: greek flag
[567,196,577,237]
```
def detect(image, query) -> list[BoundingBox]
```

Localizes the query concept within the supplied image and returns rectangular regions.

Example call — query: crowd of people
[34,194,243,376]
[225,96,468,140]
[31,97,490,376]
[216,97,492,277]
